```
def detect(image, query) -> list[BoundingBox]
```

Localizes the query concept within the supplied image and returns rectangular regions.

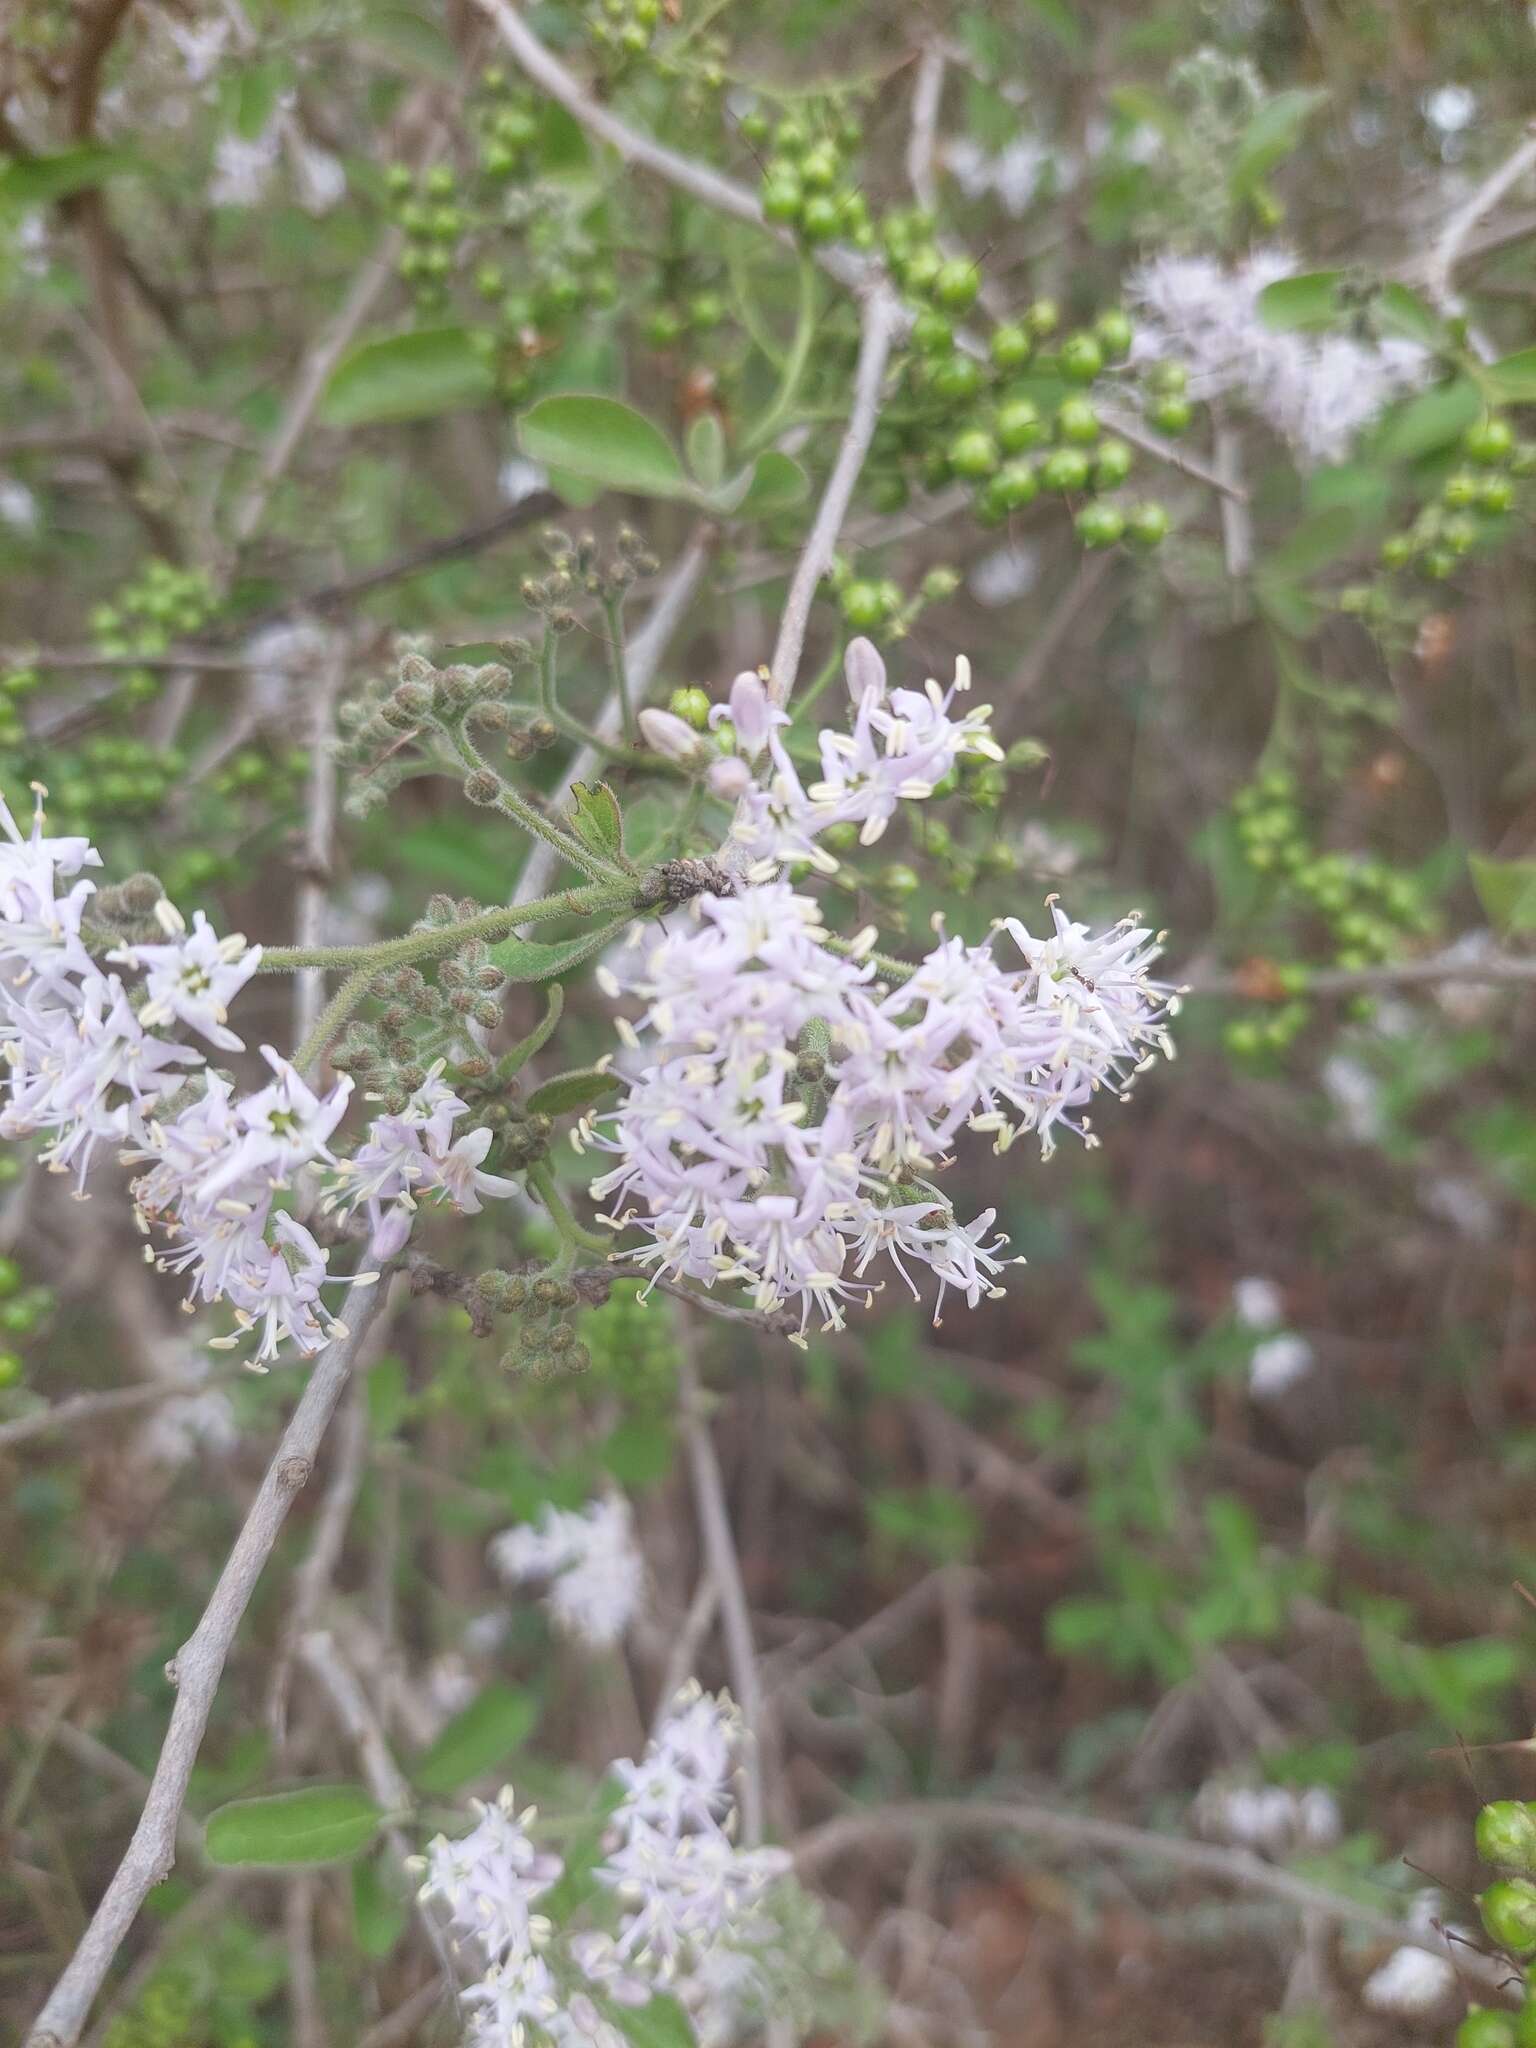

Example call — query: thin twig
[294,647,345,1062]
[1422,120,1536,313]
[0,1371,246,1451]
[769,285,905,706]
[1188,947,1536,998]
[25,1276,396,2048]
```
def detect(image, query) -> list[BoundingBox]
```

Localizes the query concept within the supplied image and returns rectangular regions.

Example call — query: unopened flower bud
[473,997,502,1029]
[639,707,710,767]
[464,770,501,806]
[527,717,557,750]
[706,755,752,800]
[397,653,435,685]
[1481,1878,1536,1954]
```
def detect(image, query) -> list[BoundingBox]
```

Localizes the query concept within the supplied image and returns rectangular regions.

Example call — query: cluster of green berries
[92,560,214,705]
[1365,412,1536,594]
[387,160,468,313]
[901,813,1037,902]
[0,1252,52,1391]
[472,68,541,182]
[831,563,957,636]
[1223,770,1434,1058]
[0,664,40,750]
[1456,1800,1536,2044]
[751,108,872,250]
[579,1279,678,1401]
[45,735,188,835]
[585,0,662,63]
[642,282,727,349]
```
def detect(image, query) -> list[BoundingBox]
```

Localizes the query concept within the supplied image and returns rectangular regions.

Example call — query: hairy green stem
[260,880,637,975]
[526,1160,611,1256]
[449,724,618,884]
[601,595,638,744]
[538,628,662,771]
[293,965,375,1075]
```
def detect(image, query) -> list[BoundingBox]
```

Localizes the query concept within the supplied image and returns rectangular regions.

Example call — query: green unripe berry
[688,291,726,330]
[1076,502,1126,547]
[774,117,808,157]
[1056,396,1100,444]
[930,353,983,404]
[761,175,804,224]
[997,398,1043,452]
[618,21,649,52]
[1480,475,1516,514]
[1150,360,1188,395]
[798,143,839,192]
[1095,308,1133,358]
[738,107,770,144]
[384,162,414,195]
[880,863,921,898]
[1444,512,1479,554]
[1443,469,1481,508]
[1511,441,1536,477]
[994,459,1039,510]
[1478,1803,1536,1874]
[840,581,886,630]
[900,245,943,296]
[1423,546,1456,580]
[1380,533,1414,568]
[1464,415,1515,466]
[821,821,859,853]
[1126,501,1170,547]
[990,323,1033,370]
[0,1351,21,1388]
[1482,1879,1536,1954]
[1458,2012,1519,2048]
[948,429,1000,480]
[1149,395,1193,435]
[1026,297,1059,336]
[910,309,954,355]
[799,194,840,242]
[972,479,1010,526]
[1058,332,1104,383]
[933,259,980,312]
[1041,447,1091,492]
[644,306,686,347]
[1093,437,1134,489]
[668,686,711,730]
[1516,2001,1536,2048]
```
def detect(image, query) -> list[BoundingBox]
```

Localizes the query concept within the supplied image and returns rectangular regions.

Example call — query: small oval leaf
[204,1784,383,1867]
[412,1683,538,1798]
[519,395,687,498]
[568,781,625,862]
[321,327,495,428]
[1256,271,1342,334]
[524,1066,622,1116]
[488,917,632,985]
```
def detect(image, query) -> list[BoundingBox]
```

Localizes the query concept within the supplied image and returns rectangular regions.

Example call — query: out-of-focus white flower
[209,126,282,208]
[1322,1053,1385,1142]
[137,1387,239,1467]
[968,542,1039,609]
[1421,1173,1498,1243]
[499,457,550,505]
[287,133,346,214]
[1424,85,1477,133]
[243,618,337,720]
[490,1496,644,1650]
[1128,246,1430,466]
[1361,1942,1456,2014]
[1234,1276,1284,1329]
[0,478,38,531]
[944,134,1062,215]
[1194,1779,1340,1857]
[163,15,230,83]
[1249,1332,1315,1397]
[425,1652,479,1720]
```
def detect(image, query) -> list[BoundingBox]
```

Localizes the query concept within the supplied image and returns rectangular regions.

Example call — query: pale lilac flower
[1233,1275,1284,1329]
[418,1785,562,1966]
[109,903,261,1051]
[1249,1332,1315,1397]
[639,707,711,768]
[195,1048,351,1201]
[490,1496,644,1650]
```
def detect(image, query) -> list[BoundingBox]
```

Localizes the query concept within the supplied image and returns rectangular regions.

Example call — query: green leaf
[204,1785,383,1867]
[357,6,458,77]
[500,982,564,1077]
[0,145,138,207]
[1230,88,1327,197]
[1261,504,1362,583]
[601,1414,675,1489]
[1108,85,1181,139]
[735,450,810,519]
[352,1852,410,1960]
[519,395,688,499]
[524,1065,622,1116]
[321,327,494,428]
[1372,377,1481,462]
[615,1993,697,2048]
[412,1683,537,1798]
[1374,282,1445,351]
[487,919,631,984]
[1486,347,1536,406]
[1470,853,1536,936]
[567,781,624,863]
[685,413,726,492]
[1255,271,1343,333]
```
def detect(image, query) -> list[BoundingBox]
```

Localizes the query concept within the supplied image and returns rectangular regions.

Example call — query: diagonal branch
[25,1276,396,2048]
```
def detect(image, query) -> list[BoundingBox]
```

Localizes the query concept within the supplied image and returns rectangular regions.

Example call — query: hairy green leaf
[524,1065,622,1116]
[205,1785,383,1867]
[567,781,625,862]
[1470,853,1536,936]
[412,1684,538,1797]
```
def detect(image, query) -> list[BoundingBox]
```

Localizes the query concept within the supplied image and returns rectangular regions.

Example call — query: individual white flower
[1233,1275,1284,1329]
[109,902,261,1052]
[1361,1942,1456,2014]
[162,14,230,83]
[968,541,1039,608]
[0,477,37,530]
[137,1387,239,1467]
[1249,1332,1315,1397]
[286,131,346,214]
[209,124,281,208]
[1321,1053,1384,1142]
[195,1048,352,1202]
[418,1784,563,1966]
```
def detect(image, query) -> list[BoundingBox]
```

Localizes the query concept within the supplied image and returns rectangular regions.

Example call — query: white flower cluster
[1128,247,1430,466]
[489,1495,645,1650]
[418,1689,787,2047]
[1193,1776,1341,1857]
[0,790,514,1364]
[591,662,1173,1338]
[1232,1275,1316,1398]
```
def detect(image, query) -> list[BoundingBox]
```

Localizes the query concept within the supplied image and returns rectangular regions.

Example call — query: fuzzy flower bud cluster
[586,805,1173,1337]
[418,1689,788,2046]
[1128,247,1429,466]
[489,1495,645,1650]
[0,791,515,1364]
